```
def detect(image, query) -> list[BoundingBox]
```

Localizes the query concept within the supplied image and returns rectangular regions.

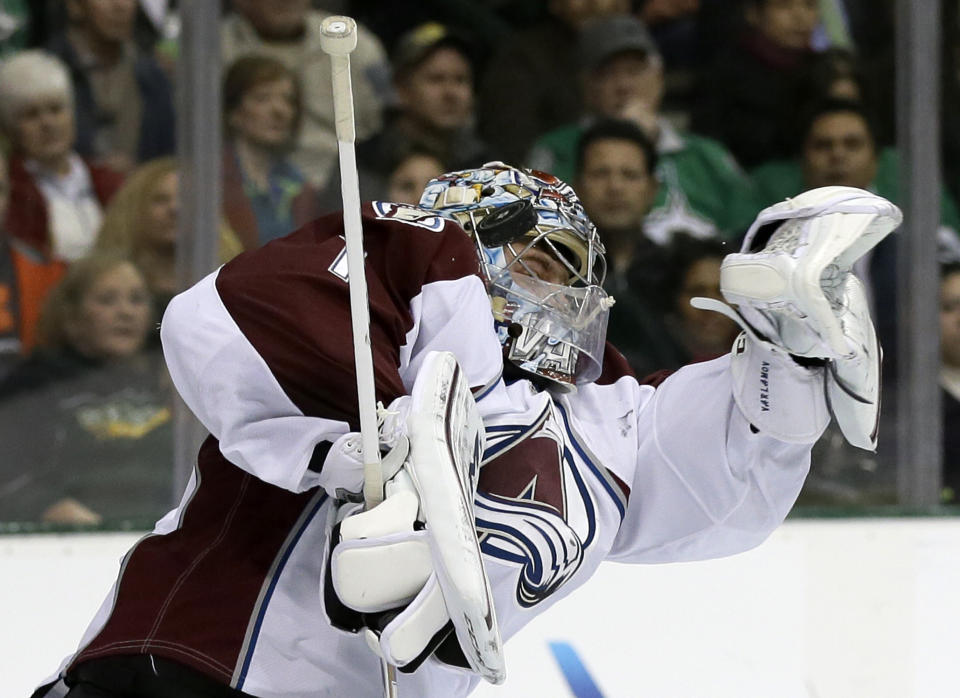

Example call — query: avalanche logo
[475,490,584,608]
[475,405,595,608]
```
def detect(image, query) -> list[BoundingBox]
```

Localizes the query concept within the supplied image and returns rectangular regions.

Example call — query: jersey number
[328,241,351,282]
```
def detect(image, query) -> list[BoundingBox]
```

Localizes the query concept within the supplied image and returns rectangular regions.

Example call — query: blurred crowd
[0,0,959,525]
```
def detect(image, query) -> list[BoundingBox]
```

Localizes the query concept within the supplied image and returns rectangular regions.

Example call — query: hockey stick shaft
[320,17,384,509]
[321,18,398,696]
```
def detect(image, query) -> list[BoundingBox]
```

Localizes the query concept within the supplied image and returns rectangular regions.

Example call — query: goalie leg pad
[729,332,830,443]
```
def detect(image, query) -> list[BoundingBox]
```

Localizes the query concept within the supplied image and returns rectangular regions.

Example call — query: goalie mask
[419,162,612,387]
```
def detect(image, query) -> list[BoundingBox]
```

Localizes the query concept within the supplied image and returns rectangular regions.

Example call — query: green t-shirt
[527,122,760,244]
[750,148,960,234]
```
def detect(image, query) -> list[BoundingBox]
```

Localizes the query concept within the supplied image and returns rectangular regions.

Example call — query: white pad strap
[728,332,830,443]
[332,490,432,613]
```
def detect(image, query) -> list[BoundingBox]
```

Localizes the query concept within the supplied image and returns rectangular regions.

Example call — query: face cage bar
[461,208,607,288]
[486,268,613,335]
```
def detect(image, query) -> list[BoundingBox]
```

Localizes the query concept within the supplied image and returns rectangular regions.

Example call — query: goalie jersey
[39,204,818,698]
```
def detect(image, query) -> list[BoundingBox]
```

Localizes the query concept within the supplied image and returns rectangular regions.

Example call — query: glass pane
[0,1,186,531]
[2,2,958,533]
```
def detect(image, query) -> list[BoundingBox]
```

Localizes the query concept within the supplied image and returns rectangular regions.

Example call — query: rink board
[4,518,960,698]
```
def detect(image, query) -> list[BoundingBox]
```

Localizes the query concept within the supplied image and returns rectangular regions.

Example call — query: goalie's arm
[160,213,505,494]
[607,354,822,564]
[610,187,902,562]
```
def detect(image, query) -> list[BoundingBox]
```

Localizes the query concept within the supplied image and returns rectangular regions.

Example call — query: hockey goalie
[32,165,899,698]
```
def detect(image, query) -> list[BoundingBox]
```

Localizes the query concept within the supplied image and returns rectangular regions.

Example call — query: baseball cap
[392,22,474,80]
[578,15,660,72]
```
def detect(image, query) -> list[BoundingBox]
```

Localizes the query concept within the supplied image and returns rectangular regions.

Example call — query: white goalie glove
[693,186,902,450]
[322,351,506,685]
[314,398,412,501]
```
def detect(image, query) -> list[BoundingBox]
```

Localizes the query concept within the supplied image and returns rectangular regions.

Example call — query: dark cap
[392,22,474,80]
[578,15,660,72]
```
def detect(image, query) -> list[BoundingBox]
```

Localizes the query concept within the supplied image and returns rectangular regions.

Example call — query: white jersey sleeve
[160,204,504,494]
[607,355,815,563]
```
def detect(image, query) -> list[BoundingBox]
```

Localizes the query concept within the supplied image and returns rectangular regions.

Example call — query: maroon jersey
[58,203,506,697]
[44,204,820,698]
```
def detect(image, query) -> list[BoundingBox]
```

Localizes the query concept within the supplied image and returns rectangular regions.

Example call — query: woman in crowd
[0,253,173,525]
[95,157,243,318]
[0,50,123,262]
[222,54,322,249]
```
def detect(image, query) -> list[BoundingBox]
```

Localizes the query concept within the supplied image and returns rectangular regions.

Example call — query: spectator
[0,50,123,263]
[222,55,321,249]
[752,100,959,505]
[639,0,702,74]
[574,119,681,377]
[800,98,878,190]
[807,47,866,102]
[577,120,659,279]
[478,0,631,165]
[319,23,488,214]
[0,149,67,377]
[692,0,820,168]
[0,253,172,525]
[751,98,960,237]
[385,149,445,205]
[319,143,447,214]
[95,157,243,316]
[528,14,758,244]
[222,0,389,188]
[942,262,960,502]
[751,99,880,195]
[358,22,490,178]
[46,0,175,172]
[750,98,960,349]
[656,233,739,366]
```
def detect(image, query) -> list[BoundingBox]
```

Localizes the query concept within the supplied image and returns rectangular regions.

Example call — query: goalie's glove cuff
[727,330,830,443]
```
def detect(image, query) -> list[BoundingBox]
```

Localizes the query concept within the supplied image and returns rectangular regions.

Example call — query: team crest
[475,403,597,608]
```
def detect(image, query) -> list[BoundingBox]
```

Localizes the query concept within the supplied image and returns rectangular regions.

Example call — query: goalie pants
[31,656,254,698]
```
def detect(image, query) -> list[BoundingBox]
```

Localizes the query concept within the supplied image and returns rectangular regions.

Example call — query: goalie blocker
[693,186,902,450]
[323,351,506,684]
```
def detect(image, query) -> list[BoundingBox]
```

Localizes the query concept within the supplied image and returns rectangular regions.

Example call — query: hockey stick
[319,17,398,697]
[318,17,384,510]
